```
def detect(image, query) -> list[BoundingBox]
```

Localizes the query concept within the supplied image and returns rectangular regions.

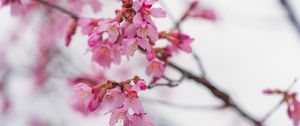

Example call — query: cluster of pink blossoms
[74,0,194,79]
[1,0,195,125]
[66,1,194,125]
[72,75,154,126]
[263,89,300,126]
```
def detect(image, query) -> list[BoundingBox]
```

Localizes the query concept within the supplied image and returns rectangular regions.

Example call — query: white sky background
[1,0,300,126]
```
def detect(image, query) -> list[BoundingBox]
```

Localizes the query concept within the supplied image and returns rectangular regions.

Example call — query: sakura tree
[0,0,300,126]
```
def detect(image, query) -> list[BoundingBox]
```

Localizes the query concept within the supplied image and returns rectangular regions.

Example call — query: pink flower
[133,13,159,41]
[70,76,151,126]
[72,83,94,114]
[150,8,166,18]
[136,80,147,90]
[190,8,216,21]
[78,18,99,35]
[132,0,166,18]
[131,0,166,43]
[123,90,144,114]
[129,113,155,126]
[123,37,151,55]
[132,80,147,91]
[110,45,122,65]
[124,24,152,52]
[285,93,300,126]
[92,44,113,68]
[65,20,78,46]
[146,50,155,61]
[124,23,137,38]
[109,109,130,126]
[288,101,300,126]
[88,84,107,111]
[186,1,216,21]
[88,32,101,48]
[168,32,194,53]
[146,58,165,77]
[123,38,139,57]
[98,19,121,43]
[262,89,282,94]
[100,87,125,112]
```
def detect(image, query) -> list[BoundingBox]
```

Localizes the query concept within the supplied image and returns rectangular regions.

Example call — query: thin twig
[192,52,207,77]
[142,97,224,110]
[148,75,185,89]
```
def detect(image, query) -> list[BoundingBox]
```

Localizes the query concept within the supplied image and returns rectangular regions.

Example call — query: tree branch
[279,0,300,38]
[148,75,185,89]
[168,62,262,126]
[192,52,207,77]
[32,0,79,20]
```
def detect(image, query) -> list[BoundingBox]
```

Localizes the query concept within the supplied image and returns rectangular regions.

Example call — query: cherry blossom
[180,1,216,22]
[129,113,155,126]
[72,83,94,114]
[146,58,165,77]
[285,93,300,126]
[71,76,154,126]
[263,88,300,126]
[161,31,194,53]
[65,20,78,46]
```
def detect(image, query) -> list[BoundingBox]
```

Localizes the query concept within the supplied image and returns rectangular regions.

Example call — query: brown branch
[148,82,180,89]
[168,62,262,126]
[32,0,79,20]
[192,52,207,77]
[148,75,185,89]
[34,0,262,125]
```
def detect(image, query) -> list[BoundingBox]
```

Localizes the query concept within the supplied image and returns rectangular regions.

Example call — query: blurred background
[1,0,300,126]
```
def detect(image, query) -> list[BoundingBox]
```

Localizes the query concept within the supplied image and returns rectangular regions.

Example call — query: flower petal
[150,8,167,18]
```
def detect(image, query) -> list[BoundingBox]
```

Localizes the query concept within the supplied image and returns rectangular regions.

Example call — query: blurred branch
[192,52,207,77]
[280,0,300,38]
[142,97,224,110]
[168,62,262,126]
[32,0,79,20]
